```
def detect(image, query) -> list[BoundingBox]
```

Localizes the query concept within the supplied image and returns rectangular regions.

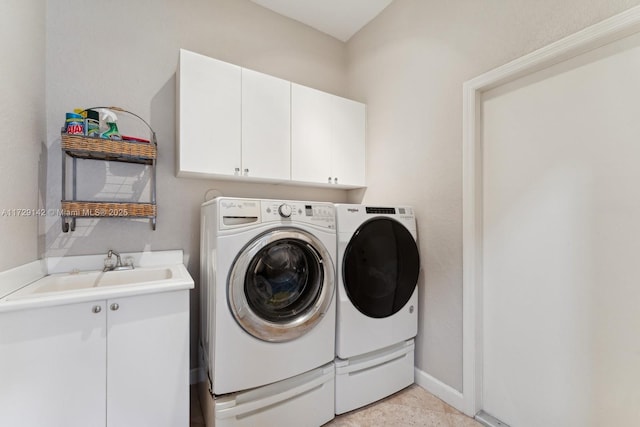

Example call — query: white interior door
[481,32,640,426]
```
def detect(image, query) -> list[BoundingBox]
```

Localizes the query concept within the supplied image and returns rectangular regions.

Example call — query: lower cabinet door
[106,290,190,427]
[0,301,107,427]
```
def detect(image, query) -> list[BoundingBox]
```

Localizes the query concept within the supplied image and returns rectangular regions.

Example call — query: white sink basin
[6,265,187,302]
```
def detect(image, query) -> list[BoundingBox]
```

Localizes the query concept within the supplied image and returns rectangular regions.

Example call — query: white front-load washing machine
[200,197,336,427]
[334,204,421,414]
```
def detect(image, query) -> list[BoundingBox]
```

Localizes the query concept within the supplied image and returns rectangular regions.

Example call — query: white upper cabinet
[241,68,291,181]
[331,96,366,187]
[177,49,366,188]
[291,84,333,184]
[177,49,241,178]
[292,84,366,187]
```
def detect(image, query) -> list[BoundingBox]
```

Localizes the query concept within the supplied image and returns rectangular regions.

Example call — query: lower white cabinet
[107,291,190,427]
[0,290,189,427]
[0,300,106,427]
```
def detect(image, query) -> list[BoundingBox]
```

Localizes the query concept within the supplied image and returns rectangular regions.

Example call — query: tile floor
[190,383,482,427]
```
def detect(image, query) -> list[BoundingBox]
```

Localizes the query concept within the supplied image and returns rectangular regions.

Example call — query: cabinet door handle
[110,303,120,311]
[234,167,240,175]
[92,305,102,314]
[334,177,338,184]
[244,168,249,175]
[328,177,332,183]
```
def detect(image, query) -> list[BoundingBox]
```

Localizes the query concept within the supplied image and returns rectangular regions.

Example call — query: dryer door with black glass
[343,218,420,318]
[228,228,335,342]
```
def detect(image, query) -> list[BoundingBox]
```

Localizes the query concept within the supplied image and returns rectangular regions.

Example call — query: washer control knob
[278,203,292,218]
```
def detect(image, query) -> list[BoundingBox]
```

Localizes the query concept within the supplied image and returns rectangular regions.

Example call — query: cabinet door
[0,302,106,427]
[291,83,333,184]
[177,49,241,177]
[331,96,366,187]
[242,68,291,181]
[107,291,189,427]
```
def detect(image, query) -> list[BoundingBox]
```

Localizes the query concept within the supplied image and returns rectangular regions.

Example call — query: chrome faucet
[103,249,134,272]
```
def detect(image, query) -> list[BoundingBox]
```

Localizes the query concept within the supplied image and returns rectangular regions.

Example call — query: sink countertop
[0,251,194,313]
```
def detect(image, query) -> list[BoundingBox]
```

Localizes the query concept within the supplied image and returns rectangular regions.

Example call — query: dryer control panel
[262,200,335,229]
[335,203,417,236]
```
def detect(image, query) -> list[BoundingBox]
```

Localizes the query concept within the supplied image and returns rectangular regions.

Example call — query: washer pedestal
[200,363,335,427]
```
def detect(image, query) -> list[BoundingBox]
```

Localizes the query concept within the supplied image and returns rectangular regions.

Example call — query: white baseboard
[190,367,205,385]
[475,410,510,427]
[414,367,468,415]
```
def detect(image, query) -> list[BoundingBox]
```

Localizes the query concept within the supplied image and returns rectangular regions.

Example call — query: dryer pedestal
[335,340,415,415]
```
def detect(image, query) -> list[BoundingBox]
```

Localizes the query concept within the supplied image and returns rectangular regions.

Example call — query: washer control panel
[262,200,335,229]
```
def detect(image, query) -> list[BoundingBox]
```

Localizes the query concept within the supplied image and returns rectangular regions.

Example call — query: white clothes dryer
[200,197,337,396]
[334,204,420,414]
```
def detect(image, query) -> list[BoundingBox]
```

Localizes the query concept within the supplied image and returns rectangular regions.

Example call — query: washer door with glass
[343,218,420,318]
[228,228,335,342]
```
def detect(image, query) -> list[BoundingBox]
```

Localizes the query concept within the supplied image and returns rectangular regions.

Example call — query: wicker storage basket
[61,133,156,160]
[61,201,156,218]
[61,106,157,160]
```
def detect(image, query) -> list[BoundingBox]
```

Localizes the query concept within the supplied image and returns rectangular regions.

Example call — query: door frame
[461,5,640,416]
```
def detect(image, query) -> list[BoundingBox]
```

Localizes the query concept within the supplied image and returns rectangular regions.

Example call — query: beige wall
[346,0,640,391]
[36,0,640,390]
[0,0,45,271]
[44,0,350,369]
